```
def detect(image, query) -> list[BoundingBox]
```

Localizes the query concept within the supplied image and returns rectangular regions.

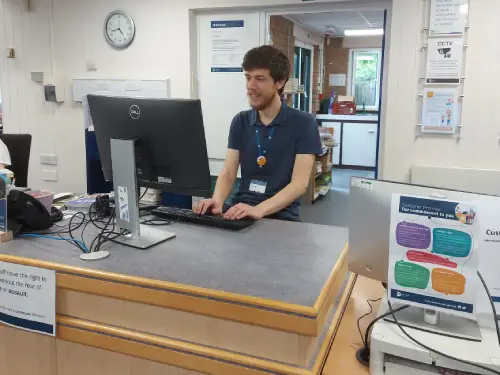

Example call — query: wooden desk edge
[313,243,348,312]
[0,254,317,315]
[54,274,356,375]
[0,245,347,336]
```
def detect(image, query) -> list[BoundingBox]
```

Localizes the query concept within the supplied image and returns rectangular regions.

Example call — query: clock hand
[118,28,124,36]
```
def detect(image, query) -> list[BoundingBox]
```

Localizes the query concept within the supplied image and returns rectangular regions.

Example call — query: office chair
[0,134,32,187]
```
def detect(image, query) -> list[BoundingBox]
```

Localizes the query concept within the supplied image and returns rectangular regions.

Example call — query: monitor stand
[384,304,482,342]
[109,138,175,250]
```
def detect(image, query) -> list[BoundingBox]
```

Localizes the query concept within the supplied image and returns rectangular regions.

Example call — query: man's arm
[225,154,314,220]
[212,148,239,204]
[255,154,314,217]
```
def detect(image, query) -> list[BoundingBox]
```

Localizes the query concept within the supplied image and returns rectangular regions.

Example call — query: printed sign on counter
[388,195,479,317]
[429,0,468,36]
[0,262,56,336]
[421,88,459,134]
[426,37,464,84]
[476,199,500,308]
[211,20,246,73]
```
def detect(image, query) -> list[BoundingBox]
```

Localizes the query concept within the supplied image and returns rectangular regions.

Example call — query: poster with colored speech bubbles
[388,195,479,317]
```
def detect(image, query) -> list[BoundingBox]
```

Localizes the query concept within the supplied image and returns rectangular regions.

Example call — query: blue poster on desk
[0,174,7,232]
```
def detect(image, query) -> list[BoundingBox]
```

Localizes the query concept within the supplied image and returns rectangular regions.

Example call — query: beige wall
[2,0,499,189]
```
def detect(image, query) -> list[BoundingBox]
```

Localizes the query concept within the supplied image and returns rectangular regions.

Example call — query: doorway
[293,43,313,112]
[266,8,387,227]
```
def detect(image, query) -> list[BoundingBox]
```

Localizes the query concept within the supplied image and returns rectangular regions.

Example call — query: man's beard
[249,92,275,110]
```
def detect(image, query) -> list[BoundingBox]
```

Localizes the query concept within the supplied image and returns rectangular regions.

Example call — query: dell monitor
[87,95,211,198]
[87,95,212,250]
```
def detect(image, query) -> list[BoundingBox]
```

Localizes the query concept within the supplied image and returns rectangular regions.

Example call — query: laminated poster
[388,195,479,317]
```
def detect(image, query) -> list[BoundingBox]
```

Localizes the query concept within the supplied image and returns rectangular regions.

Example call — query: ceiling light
[344,28,384,36]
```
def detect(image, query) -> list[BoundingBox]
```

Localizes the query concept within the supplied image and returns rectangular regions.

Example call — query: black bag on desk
[7,190,52,234]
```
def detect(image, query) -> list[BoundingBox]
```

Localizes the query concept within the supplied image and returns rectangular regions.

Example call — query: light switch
[41,170,58,182]
[40,154,58,165]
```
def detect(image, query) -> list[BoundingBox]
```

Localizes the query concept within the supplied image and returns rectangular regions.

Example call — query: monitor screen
[88,95,212,197]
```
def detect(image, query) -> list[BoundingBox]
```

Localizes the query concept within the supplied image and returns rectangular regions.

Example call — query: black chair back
[0,134,32,187]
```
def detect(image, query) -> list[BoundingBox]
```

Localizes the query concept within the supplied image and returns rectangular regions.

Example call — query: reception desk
[0,219,353,375]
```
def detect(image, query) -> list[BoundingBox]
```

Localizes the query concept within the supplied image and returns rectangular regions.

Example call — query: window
[348,49,382,110]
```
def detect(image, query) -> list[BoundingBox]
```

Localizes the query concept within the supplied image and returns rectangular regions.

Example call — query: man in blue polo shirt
[194,45,322,221]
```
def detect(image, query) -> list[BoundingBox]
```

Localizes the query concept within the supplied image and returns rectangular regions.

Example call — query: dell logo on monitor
[129,105,140,120]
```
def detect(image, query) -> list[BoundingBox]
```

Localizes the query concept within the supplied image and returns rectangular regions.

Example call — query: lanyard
[255,125,276,159]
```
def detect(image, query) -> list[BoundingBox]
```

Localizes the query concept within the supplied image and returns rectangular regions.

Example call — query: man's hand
[193,198,223,215]
[224,203,264,220]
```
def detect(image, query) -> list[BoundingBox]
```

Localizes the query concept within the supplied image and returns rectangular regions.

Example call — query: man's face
[245,69,284,110]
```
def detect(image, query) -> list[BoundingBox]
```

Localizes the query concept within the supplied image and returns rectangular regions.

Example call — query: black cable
[355,304,410,367]
[67,212,87,252]
[387,299,500,375]
[139,188,148,201]
[357,298,381,346]
[140,218,172,226]
[88,202,109,230]
[478,270,500,348]
[90,208,117,253]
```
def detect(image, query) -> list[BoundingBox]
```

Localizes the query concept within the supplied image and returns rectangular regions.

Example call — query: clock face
[105,11,135,48]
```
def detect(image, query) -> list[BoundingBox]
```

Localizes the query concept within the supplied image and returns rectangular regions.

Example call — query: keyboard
[151,206,255,231]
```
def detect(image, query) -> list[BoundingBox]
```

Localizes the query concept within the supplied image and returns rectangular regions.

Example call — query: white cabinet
[321,121,341,165]
[341,122,378,167]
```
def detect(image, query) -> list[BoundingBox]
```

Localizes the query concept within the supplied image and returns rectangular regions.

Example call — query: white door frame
[294,40,315,113]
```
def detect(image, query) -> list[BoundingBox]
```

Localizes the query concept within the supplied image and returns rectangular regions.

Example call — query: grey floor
[301,169,375,227]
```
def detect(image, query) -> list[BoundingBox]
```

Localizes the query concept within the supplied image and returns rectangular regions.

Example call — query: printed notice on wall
[429,0,468,36]
[421,88,459,134]
[0,262,56,336]
[211,20,245,73]
[426,37,463,84]
[476,199,500,309]
[388,195,479,317]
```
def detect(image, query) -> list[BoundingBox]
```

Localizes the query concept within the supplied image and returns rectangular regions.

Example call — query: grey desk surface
[0,220,348,307]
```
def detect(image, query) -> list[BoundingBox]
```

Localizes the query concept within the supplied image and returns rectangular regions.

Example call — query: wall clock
[104,10,135,49]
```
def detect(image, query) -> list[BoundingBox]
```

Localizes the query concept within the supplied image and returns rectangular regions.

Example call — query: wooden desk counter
[0,219,353,375]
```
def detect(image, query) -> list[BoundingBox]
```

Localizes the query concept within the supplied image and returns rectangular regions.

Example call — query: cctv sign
[426,37,464,84]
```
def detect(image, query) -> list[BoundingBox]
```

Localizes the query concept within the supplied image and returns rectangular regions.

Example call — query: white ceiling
[286,10,385,36]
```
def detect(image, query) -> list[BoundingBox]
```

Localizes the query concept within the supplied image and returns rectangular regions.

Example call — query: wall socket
[41,170,58,182]
[40,154,58,165]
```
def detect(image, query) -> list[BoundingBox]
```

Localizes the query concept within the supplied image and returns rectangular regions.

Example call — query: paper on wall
[388,194,479,317]
[421,87,459,134]
[429,0,468,36]
[426,37,464,84]
[210,20,245,73]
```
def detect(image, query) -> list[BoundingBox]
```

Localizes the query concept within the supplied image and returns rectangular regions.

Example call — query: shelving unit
[307,127,336,204]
